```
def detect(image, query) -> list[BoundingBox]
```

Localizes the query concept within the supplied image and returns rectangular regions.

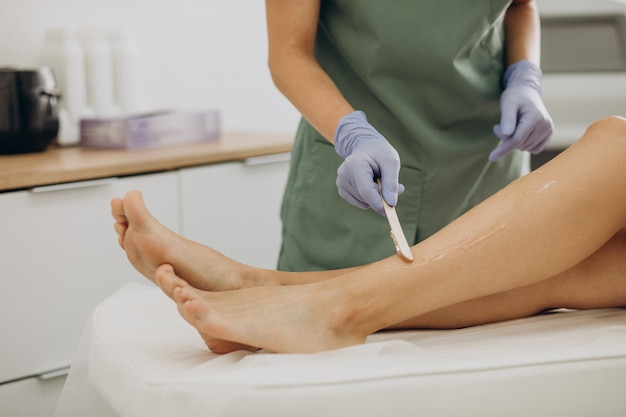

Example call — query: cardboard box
[79,110,220,149]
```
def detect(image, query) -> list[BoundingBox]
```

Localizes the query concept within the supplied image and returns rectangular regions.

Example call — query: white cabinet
[179,153,290,269]
[0,372,67,417]
[0,171,179,416]
[0,150,290,417]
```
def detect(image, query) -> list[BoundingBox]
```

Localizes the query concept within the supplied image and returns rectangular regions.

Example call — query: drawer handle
[39,366,70,380]
[244,152,291,166]
[30,177,119,193]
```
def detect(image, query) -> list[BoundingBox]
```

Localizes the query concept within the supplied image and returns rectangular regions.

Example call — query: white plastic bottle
[39,28,92,145]
[109,29,144,114]
[79,28,118,116]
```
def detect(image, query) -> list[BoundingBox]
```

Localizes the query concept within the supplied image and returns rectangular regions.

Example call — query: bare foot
[111,190,271,291]
[155,264,367,354]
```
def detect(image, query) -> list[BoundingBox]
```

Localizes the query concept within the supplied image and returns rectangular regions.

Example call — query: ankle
[317,283,373,346]
[240,266,279,288]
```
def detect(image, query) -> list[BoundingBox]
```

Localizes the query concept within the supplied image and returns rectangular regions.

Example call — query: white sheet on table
[55,282,626,417]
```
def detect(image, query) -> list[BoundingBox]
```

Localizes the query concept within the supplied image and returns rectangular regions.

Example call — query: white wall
[0,0,300,133]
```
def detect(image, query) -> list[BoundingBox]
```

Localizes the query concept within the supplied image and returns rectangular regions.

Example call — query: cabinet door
[0,171,179,384]
[0,373,67,417]
[179,153,290,269]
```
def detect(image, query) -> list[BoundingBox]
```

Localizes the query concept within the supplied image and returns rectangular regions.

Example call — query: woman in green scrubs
[267,0,553,271]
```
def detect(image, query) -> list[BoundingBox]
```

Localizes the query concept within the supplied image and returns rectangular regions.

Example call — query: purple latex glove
[490,60,554,161]
[334,111,404,215]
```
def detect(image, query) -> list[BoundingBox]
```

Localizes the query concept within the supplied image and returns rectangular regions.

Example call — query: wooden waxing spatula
[377,179,414,262]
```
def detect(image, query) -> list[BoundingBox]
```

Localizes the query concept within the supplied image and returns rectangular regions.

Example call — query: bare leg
[112,190,282,290]
[164,227,626,353]
[157,227,626,352]
[111,191,355,290]
[153,117,626,353]
[394,227,626,329]
[112,186,616,329]
[112,188,358,353]
[156,264,366,353]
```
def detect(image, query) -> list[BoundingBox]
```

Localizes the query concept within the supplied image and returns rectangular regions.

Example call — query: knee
[575,116,626,163]
[584,116,626,148]
[590,115,626,129]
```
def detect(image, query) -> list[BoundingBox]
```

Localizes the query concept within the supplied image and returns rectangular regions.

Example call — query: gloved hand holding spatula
[334,110,404,215]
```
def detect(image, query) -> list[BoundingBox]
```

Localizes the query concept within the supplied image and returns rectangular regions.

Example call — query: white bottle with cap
[79,28,118,117]
[109,28,144,114]
[39,28,92,145]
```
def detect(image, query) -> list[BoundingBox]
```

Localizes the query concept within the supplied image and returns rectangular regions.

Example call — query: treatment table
[55,283,626,416]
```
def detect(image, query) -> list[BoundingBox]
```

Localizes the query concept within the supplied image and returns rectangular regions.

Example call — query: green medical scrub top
[278,0,526,271]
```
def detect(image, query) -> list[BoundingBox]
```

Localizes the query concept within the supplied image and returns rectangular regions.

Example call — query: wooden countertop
[0,132,293,192]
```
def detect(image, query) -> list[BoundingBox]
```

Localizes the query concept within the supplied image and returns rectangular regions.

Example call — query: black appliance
[0,67,60,154]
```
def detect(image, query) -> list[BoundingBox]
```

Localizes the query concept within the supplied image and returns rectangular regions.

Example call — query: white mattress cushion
[58,282,626,417]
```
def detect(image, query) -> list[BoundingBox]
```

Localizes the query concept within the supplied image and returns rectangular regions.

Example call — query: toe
[155,264,184,298]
